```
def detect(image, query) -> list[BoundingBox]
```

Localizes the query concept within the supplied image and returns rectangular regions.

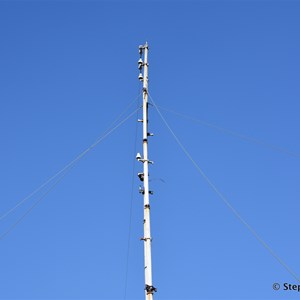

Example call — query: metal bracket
[140,189,153,195]
[138,158,154,164]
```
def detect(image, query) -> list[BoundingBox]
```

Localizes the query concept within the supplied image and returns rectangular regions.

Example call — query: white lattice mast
[136,42,157,300]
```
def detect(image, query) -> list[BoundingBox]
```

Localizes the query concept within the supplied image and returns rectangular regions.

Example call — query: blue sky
[1,1,300,299]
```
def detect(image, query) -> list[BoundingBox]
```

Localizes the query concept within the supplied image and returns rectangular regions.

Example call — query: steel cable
[0,107,140,240]
[123,98,140,300]
[149,93,300,283]
[0,93,142,223]
[156,105,300,158]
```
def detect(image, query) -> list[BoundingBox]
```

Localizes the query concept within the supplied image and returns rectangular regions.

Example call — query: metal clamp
[140,237,152,242]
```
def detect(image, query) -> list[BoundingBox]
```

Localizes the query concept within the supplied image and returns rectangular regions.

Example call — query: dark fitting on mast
[138,172,144,181]
[145,285,157,294]
[138,58,143,69]
[139,186,145,194]
[139,45,143,55]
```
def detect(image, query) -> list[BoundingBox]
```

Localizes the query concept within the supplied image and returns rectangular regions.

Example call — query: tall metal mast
[137,42,157,300]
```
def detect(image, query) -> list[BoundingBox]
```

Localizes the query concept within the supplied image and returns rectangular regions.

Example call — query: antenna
[137,42,157,300]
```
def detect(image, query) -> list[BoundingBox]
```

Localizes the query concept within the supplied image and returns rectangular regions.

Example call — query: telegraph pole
[137,42,157,300]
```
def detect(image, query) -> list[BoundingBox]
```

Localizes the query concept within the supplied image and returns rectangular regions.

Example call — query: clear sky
[1,1,300,299]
